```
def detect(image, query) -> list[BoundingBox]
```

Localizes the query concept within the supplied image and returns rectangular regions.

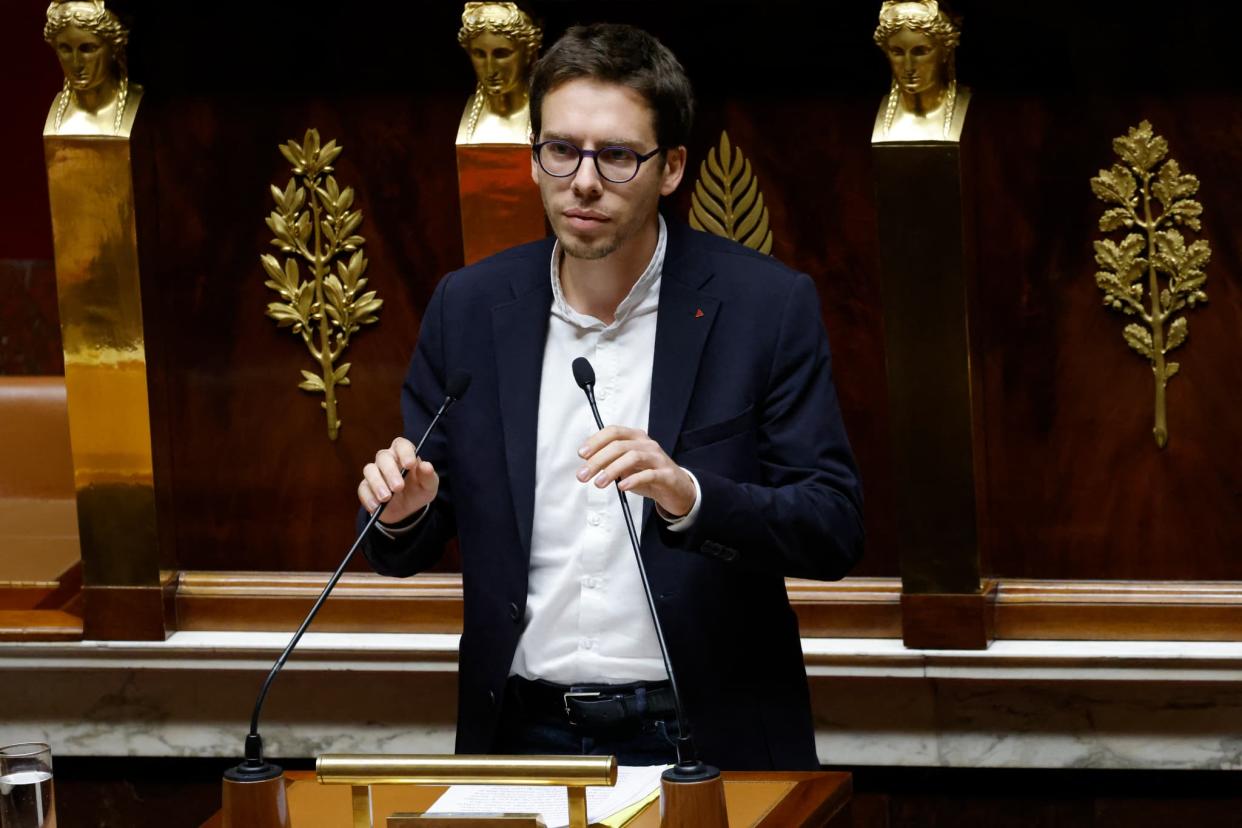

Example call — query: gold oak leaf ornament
[261,128,383,441]
[690,130,773,254]
[1091,120,1209,449]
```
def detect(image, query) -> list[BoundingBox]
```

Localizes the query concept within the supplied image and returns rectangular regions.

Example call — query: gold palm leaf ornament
[261,128,383,441]
[690,130,773,254]
[1090,120,1210,449]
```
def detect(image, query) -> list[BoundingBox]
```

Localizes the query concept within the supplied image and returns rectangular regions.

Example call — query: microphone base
[221,760,290,828]
[659,761,727,828]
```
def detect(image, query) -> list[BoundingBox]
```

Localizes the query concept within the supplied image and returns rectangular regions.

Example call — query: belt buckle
[563,691,601,726]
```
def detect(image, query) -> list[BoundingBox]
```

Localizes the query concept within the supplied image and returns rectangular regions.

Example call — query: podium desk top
[203,769,851,828]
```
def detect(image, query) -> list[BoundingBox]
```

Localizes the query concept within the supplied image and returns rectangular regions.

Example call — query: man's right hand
[358,436,439,523]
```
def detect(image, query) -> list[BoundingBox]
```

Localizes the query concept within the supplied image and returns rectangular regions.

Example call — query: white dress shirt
[510,215,698,684]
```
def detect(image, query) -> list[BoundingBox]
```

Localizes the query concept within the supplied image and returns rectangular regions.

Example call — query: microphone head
[571,357,595,390]
[445,371,472,401]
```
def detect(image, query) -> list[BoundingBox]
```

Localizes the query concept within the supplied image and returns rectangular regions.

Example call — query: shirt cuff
[658,469,701,532]
[374,503,430,539]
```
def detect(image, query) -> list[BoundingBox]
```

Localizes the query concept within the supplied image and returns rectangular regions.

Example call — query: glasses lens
[538,141,579,176]
[596,147,639,183]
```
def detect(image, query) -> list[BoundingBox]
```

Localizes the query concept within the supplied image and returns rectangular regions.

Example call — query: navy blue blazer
[364,220,864,770]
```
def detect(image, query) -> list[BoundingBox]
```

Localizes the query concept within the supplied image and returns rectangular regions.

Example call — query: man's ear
[531,145,540,186]
[660,146,687,196]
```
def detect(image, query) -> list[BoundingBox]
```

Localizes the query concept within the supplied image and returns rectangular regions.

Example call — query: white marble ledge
[4,633,1242,681]
[0,631,462,672]
[801,638,1242,681]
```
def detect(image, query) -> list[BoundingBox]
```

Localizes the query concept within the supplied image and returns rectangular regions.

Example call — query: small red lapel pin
[694,308,705,318]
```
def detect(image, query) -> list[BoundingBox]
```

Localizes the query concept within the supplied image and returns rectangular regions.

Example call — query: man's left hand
[577,426,695,518]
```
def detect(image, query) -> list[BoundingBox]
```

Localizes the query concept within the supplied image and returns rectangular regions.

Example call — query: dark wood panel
[0,260,62,375]
[4,2,1241,582]
[966,93,1242,580]
[901,585,995,650]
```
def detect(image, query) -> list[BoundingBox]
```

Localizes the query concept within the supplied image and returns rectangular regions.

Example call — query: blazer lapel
[646,226,719,525]
[492,258,553,561]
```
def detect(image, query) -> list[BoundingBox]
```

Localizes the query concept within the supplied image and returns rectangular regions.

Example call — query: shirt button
[588,513,601,526]
[584,577,597,589]
[581,638,595,650]
[596,388,607,401]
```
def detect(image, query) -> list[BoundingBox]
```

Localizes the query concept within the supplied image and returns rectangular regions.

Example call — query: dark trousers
[493,677,681,766]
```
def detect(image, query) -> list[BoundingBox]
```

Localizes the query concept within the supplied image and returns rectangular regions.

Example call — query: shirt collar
[549,214,666,330]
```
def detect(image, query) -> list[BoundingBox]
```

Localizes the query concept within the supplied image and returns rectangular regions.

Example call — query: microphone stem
[245,396,456,754]
[583,386,696,766]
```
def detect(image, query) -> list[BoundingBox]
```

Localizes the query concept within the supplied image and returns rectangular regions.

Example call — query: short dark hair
[529,23,695,150]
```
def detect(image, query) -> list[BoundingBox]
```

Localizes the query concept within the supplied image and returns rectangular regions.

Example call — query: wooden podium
[203,769,850,827]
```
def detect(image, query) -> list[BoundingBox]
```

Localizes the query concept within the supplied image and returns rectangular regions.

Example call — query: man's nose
[571,153,603,196]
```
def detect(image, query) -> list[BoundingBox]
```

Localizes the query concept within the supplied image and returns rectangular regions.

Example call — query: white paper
[425,764,669,828]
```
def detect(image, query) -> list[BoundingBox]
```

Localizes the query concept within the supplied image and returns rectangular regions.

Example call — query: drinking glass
[0,743,56,828]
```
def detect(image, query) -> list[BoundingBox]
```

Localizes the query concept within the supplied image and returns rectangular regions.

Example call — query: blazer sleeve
[360,273,458,577]
[657,271,864,581]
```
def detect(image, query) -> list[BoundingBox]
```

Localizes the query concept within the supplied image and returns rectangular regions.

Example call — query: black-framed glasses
[533,140,662,184]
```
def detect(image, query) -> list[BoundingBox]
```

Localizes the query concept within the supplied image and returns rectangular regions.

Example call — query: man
[358,23,863,770]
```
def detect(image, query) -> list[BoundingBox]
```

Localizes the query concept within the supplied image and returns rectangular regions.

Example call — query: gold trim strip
[317,754,617,787]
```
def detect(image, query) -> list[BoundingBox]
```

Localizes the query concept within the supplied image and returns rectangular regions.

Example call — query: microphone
[571,357,716,783]
[224,371,471,787]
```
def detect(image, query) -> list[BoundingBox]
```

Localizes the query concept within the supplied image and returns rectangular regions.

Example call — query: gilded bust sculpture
[43,0,142,137]
[455,2,542,145]
[871,0,970,143]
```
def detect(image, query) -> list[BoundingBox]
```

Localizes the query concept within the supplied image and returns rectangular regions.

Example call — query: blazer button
[508,602,520,622]
[488,689,497,706]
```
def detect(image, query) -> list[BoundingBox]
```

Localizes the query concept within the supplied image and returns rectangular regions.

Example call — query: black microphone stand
[572,358,718,786]
[221,379,468,826]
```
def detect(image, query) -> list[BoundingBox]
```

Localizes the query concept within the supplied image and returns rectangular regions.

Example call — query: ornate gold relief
[262,129,382,441]
[689,131,773,254]
[1091,120,1210,449]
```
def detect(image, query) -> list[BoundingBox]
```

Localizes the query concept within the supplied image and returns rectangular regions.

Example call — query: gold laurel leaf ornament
[689,131,773,254]
[1090,120,1210,449]
[262,128,383,441]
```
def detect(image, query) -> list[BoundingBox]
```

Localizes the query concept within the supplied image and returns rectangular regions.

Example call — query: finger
[375,450,406,491]
[595,448,652,488]
[616,467,658,494]
[392,437,418,468]
[577,439,640,482]
[409,459,438,493]
[357,480,380,513]
[579,426,645,460]
[362,462,392,502]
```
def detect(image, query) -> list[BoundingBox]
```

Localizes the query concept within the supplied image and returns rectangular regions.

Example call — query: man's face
[467,31,525,98]
[884,28,944,96]
[532,78,685,262]
[54,24,113,93]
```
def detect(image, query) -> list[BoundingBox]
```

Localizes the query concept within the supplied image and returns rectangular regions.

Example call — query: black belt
[507,676,678,730]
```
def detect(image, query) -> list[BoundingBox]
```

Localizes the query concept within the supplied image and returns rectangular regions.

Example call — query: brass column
[873,142,992,649]
[44,134,171,641]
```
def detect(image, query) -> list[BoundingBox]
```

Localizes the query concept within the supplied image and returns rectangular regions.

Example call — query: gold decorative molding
[689,131,773,254]
[1091,120,1210,448]
[262,129,382,441]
